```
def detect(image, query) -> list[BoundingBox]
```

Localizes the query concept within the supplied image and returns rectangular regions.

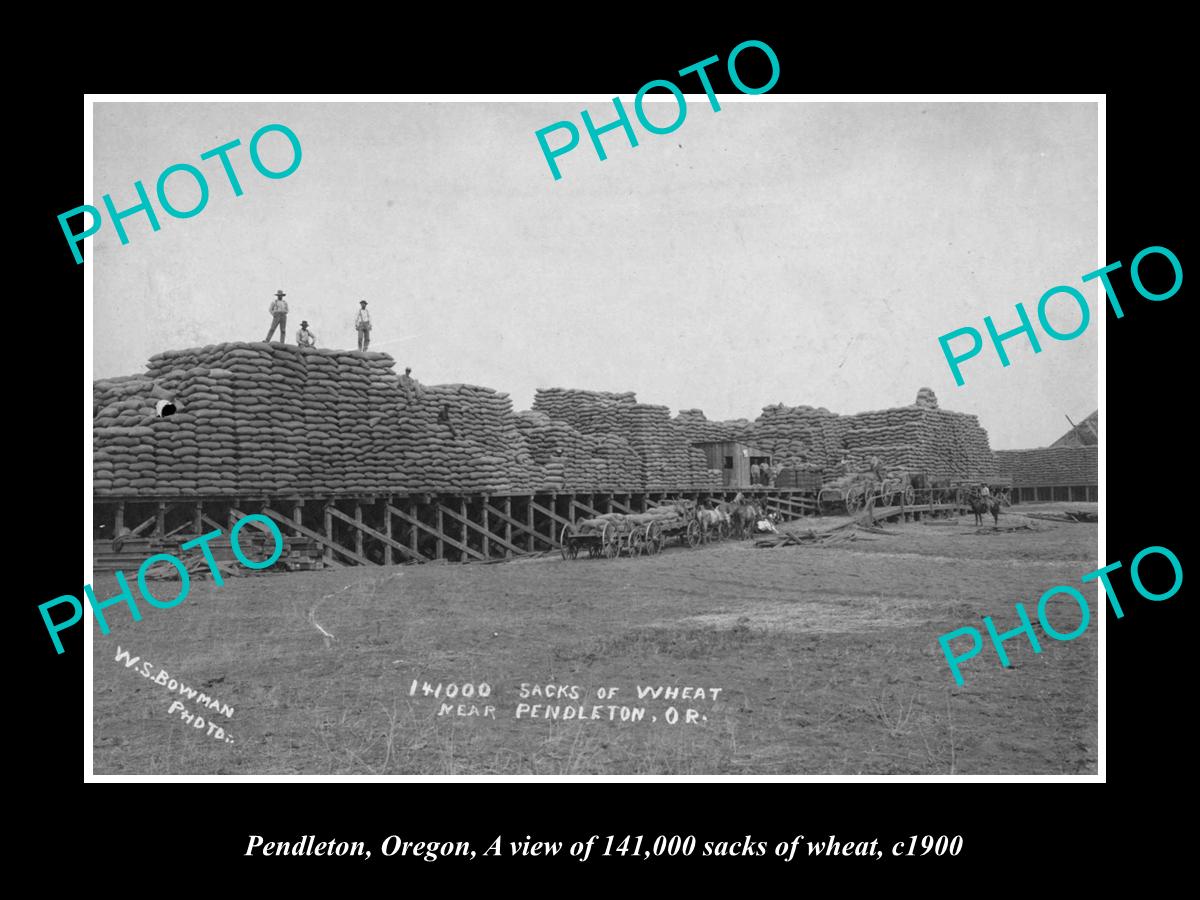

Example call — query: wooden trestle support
[91,488,822,570]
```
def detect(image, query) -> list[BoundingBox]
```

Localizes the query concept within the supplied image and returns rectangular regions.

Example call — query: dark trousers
[266,313,287,343]
[357,327,370,350]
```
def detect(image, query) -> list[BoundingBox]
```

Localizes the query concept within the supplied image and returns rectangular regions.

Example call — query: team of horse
[693,493,780,543]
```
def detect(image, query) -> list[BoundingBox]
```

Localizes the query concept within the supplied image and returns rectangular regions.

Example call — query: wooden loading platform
[91,488,821,572]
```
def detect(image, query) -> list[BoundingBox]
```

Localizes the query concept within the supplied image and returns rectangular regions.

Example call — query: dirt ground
[91,504,1099,775]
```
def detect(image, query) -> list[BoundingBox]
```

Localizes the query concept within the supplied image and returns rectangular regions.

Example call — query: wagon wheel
[627,528,643,558]
[645,522,663,555]
[559,524,573,561]
[686,519,702,548]
[845,489,862,515]
[602,524,619,559]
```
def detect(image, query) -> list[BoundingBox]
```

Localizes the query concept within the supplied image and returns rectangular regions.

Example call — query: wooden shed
[693,441,773,488]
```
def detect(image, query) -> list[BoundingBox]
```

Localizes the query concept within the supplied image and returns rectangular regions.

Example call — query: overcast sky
[92,100,1097,449]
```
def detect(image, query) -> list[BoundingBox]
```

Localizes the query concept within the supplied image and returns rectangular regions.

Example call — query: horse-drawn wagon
[559,503,699,560]
[818,471,914,515]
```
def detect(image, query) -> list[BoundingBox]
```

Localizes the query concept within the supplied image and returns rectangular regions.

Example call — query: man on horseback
[968,484,1000,527]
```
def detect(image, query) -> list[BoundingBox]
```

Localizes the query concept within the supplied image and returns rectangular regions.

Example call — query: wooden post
[292,502,302,534]
[436,503,444,559]
[409,499,418,556]
[354,502,365,558]
[192,502,203,537]
[605,493,612,514]
[526,498,535,551]
[323,501,333,565]
[461,496,468,557]
[114,501,125,536]
[383,498,394,566]
[504,497,512,557]
[154,502,166,538]
[482,502,490,558]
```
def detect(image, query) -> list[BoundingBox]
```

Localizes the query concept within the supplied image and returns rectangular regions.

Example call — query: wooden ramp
[861,501,969,524]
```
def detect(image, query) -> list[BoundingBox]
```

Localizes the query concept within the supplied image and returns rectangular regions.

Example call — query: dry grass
[93,514,1098,775]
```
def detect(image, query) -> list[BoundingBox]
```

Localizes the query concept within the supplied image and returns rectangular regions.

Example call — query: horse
[732,500,759,539]
[967,493,1001,527]
[695,507,725,543]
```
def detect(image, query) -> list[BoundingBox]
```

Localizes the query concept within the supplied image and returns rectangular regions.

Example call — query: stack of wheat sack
[138,350,208,496]
[838,388,996,480]
[514,410,606,491]
[915,386,939,410]
[519,402,664,492]
[147,349,237,494]
[532,389,647,487]
[513,410,614,494]
[914,407,995,480]
[302,351,352,493]
[146,343,312,496]
[93,375,164,496]
[740,404,846,468]
[590,432,643,490]
[994,446,1096,487]
[533,389,719,490]
[775,455,823,490]
[532,388,638,432]
[411,384,541,494]
[332,352,383,493]
[619,403,719,491]
[626,404,680,490]
[97,342,548,498]
[673,409,741,444]
[840,406,929,473]
[913,389,994,479]
[951,411,997,479]
[514,410,581,490]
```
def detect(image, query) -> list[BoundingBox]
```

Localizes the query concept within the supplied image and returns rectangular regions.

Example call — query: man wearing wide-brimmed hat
[354,300,371,350]
[266,289,289,343]
[297,320,316,347]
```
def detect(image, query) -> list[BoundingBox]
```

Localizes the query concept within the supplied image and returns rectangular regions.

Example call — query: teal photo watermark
[58,123,302,265]
[535,39,780,181]
[937,245,1183,386]
[937,544,1182,686]
[40,514,283,654]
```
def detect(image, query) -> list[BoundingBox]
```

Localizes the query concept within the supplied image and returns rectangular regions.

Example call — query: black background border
[20,26,1188,880]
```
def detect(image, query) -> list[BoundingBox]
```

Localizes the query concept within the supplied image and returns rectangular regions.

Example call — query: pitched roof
[1052,410,1098,448]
